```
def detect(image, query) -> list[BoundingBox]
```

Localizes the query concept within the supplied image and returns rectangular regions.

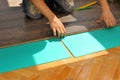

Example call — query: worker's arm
[31,0,66,37]
[96,0,116,27]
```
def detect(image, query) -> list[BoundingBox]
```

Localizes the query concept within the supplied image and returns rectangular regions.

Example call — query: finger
[60,27,66,37]
[56,28,61,37]
[96,17,103,24]
[107,20,112,28]
[96,20,101,23]
[106,21,110,28]
[53,28,57,36]
[57,25,66,38]
[108,17,117,27]
[103,18,110,28]
[111,19,117,27]
[62,26,66,35]
[108,19,115,28]
[110,20,114,27]
[62,26,67,37]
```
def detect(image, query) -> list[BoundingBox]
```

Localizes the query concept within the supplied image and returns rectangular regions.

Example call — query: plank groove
[0,0,120,80]
[0,0,120,47]
[1,47,120,80]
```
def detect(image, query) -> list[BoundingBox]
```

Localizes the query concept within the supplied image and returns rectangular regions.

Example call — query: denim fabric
[22,0,74,19]
[22,0,42,19]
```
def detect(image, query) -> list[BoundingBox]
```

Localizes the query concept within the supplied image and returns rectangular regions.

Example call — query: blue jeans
[22,0,74,19]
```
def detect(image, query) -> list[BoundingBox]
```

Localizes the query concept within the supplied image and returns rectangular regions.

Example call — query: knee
[63,0,74,13]
[55,0,74,14]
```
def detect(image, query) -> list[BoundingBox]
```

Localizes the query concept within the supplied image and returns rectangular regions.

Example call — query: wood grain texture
[0,1,120,79]
[0,47,120,80]
[0,0,120,47]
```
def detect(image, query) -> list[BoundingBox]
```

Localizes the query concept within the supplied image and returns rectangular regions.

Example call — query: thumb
[96,16,103,24]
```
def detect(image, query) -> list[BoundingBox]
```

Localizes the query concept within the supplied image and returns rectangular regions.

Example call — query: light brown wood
[0,47,120,80]
[1,0,120,80]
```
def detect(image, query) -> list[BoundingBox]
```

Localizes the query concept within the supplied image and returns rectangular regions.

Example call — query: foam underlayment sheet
[0,38,70,73]
[1,26,120,73]
[62,26,120,57]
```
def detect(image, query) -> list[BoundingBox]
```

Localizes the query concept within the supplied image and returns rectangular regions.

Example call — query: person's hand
[96,10,116,27]
[49,16,66,37]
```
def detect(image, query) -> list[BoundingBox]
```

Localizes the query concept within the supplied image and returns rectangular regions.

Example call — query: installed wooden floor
[0,0,120,80]
[0,47,120,80]
[0,0,120,47]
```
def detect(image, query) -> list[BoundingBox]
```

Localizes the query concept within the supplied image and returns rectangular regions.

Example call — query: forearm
[99,0,110,12]
[31,0,66,37]
[31,0,57,21]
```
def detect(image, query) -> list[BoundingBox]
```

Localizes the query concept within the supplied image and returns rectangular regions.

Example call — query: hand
[96,10,116,27]
[49,16,66,37]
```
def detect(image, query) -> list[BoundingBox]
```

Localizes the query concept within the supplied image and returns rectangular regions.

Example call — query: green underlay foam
[1,26,120,73]
[0,38,70,73]
[62,26,120,57]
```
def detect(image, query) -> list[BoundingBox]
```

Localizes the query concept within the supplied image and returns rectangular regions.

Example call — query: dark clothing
[22,0,74,19]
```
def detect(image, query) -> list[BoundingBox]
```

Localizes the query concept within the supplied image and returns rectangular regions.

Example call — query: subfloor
[0,0,120,80]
